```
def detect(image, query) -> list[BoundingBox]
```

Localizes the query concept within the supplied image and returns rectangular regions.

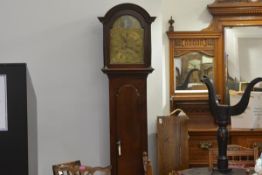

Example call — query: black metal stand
[216,126,231,173]
[202,76,262,174]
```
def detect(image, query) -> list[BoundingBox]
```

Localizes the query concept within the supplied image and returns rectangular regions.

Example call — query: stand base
[212,168,246,175]
[179,167,247,175]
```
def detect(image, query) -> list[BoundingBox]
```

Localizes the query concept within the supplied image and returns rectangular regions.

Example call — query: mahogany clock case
[99,3,155,175]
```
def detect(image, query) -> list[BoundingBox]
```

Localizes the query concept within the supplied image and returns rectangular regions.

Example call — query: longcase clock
[99,3,155,175]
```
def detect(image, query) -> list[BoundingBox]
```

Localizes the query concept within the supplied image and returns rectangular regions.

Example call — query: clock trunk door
[110,77,147,175]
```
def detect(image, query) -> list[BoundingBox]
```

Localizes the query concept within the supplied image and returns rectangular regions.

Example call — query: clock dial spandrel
[110,15,144,64]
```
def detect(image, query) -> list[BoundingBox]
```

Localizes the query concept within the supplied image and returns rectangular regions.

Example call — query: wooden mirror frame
[168,1,262,111]
[167,31,223,106]
[165,1,262,168]
[206,0,262,100]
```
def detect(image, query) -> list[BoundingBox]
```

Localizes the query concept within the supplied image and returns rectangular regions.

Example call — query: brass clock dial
[110,15,144,64]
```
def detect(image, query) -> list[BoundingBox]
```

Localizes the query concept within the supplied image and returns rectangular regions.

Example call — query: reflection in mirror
[174,52,213,91]
[225,26,262,93]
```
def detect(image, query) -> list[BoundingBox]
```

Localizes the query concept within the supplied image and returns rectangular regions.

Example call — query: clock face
[110,15,144,64]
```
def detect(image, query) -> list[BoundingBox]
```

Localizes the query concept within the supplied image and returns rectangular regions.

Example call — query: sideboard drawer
[231,135,262,152]
[189,135,217,166]
[188,129,262,167]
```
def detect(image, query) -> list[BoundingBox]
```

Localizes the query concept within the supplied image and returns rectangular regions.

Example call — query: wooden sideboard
[166,0,262,169]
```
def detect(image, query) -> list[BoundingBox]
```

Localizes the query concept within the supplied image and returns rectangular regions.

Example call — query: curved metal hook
[230,77,262,115]
[201,76,262,119]
[201,76,221,120]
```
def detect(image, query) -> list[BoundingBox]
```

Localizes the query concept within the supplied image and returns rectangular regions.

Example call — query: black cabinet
[0,63,28,175]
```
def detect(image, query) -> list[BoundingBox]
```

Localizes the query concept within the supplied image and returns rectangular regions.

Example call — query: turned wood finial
[168,16,174,32]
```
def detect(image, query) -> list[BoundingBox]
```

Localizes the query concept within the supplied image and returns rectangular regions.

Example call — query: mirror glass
[174,52,213,92]
[225,26,262,92]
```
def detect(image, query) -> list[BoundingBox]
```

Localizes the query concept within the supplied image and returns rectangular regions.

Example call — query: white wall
[239,38,262,81]
[225,27,262,83]
[0,0,214,175]
[225,28,240,81]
